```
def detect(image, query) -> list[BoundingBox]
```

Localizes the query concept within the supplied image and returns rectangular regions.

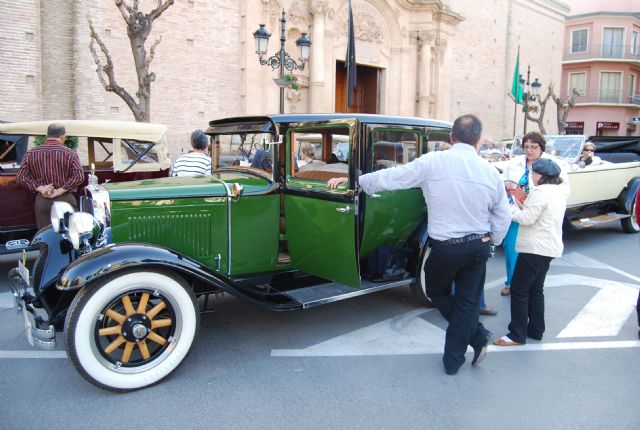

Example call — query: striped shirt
[16,139,84,193]
[172,152,212,177]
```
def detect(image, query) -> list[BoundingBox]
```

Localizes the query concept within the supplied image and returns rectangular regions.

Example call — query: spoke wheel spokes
[95,290,176,366]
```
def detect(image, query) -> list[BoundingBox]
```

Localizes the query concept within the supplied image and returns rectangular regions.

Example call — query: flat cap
[532,158,561,177]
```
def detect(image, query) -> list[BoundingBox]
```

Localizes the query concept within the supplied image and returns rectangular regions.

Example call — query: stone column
[416,31,435,118]
[436,37,453,121]
[309,2,328,113]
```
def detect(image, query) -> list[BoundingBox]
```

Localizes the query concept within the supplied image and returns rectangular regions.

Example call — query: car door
[360,125,430,257]
[283,121,360,287]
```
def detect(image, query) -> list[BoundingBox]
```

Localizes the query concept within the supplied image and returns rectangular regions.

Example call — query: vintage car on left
[0,120,171,253]
[8,113,456,391]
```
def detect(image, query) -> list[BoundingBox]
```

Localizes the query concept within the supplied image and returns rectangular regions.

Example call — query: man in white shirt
[328,114,511,375]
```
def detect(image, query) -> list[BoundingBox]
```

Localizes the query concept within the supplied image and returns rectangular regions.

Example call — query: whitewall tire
[64,269,199,391]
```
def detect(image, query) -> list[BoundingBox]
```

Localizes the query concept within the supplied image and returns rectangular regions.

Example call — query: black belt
[429,233,490,247]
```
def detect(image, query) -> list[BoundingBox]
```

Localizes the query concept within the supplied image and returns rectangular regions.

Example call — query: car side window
[371,129,421,171]
[425,130,451,153]
[289,126,350,182]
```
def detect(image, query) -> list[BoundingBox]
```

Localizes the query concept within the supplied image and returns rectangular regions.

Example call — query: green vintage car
[9,114,451,391]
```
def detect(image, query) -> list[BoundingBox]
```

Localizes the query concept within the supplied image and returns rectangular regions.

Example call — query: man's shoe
[472,331,492,366]
[480,307,497,316]
[445,366,459,375]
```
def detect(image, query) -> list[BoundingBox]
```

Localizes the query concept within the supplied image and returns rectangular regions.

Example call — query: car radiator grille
[127,213,214,258]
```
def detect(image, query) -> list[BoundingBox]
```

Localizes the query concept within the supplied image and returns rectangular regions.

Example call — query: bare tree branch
[146,37,162,69]
[114,0,132,25]
[88,17,141,119]
[149,0,174,21]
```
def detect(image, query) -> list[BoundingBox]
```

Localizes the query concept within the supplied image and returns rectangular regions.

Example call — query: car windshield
[211,132,275,178]
[511,135,584,162]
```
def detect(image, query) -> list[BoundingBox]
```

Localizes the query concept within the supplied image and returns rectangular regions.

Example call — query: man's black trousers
[424,238,491,373]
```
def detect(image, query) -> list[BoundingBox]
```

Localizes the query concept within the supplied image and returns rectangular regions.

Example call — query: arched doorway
[335,61,380,113]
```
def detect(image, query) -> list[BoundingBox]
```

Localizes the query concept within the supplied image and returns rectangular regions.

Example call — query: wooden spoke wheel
[95,290,176,367]
[65,270,199,392]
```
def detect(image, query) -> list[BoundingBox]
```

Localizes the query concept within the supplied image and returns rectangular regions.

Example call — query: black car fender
[619,176,640,213]
[31,226,78,294]
[57,243,236,295]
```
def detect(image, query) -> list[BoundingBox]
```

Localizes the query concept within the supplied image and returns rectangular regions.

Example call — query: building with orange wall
[562,0,640,136]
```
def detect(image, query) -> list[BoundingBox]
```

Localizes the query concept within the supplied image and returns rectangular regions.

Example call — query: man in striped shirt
[172,129,212,177]
[16,123,84,229]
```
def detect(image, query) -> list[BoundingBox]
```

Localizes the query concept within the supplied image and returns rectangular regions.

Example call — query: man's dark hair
[191,129,209,150]
[47,123,66,139]
[451,114,482,145]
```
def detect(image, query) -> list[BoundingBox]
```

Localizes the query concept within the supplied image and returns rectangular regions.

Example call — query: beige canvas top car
[0,120,171,251]
[0,120,171,173]
[498,134,640,233]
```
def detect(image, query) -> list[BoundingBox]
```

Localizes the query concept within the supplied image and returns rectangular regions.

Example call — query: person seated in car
[574,143,605,168]
[250,149,272,172]
[299,143,325,171]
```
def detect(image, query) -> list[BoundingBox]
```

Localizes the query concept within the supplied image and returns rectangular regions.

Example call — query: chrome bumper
[8,268,56,350]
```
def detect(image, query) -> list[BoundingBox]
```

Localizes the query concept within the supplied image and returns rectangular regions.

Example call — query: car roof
[0,120,168,143]
[270,113,451,128]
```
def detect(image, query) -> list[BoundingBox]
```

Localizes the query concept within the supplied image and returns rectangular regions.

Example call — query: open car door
[283,122,360,287]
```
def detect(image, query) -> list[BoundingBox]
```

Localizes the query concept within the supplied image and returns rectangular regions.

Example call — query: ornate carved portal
[259,0,461,116]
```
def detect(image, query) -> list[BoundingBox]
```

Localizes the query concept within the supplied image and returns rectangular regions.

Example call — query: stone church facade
[1,0,569,157]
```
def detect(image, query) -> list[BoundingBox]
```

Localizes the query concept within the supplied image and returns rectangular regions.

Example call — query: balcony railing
[570,88,640,105]
[564,44,640,61]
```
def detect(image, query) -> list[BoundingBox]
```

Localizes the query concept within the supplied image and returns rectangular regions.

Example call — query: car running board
[284,278,415,309]
[570,212,629,228]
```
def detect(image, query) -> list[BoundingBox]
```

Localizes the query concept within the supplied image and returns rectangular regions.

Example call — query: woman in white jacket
[495,158,567,346]
[500,132,570,296]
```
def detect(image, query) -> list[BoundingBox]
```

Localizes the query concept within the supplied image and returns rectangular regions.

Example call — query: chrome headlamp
[68,212,100,250]
[50,202,76,233]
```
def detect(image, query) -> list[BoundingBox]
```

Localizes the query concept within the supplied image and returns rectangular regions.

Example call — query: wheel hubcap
[95,291,176,366]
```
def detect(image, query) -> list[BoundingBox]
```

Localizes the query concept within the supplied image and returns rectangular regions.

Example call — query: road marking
[555,251,640,284]
[272,308,444,357]
[487,340,640,353]
[0,350,67,359]
[546,274,638,338]
[273,272,640,357]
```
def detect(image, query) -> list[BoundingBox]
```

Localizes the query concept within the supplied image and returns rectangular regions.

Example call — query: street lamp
[253,10,311,114]
[520,65,541,134]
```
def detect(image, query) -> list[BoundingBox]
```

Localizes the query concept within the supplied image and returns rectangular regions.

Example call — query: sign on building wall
[596,122,620,130]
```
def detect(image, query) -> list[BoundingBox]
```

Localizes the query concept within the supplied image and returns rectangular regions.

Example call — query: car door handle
[336,206,351,214]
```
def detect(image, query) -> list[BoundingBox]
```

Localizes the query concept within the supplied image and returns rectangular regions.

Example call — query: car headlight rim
[50,202,76,233]
[68,212,100,250]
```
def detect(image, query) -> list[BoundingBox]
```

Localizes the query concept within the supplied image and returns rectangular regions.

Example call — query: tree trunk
[89,0,174,122]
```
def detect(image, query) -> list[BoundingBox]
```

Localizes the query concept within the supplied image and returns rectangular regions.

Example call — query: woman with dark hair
[500,132,569,296]
[495,158,567,346]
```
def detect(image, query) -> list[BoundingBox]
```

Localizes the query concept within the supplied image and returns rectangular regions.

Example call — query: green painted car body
[99,114,451,290]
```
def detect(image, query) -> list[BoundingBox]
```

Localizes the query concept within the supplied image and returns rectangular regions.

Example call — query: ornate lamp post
[520,65,542,134]
[253,10,311,114]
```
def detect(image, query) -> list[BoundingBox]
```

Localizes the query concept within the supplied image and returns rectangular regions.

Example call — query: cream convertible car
[500,135,640,233]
